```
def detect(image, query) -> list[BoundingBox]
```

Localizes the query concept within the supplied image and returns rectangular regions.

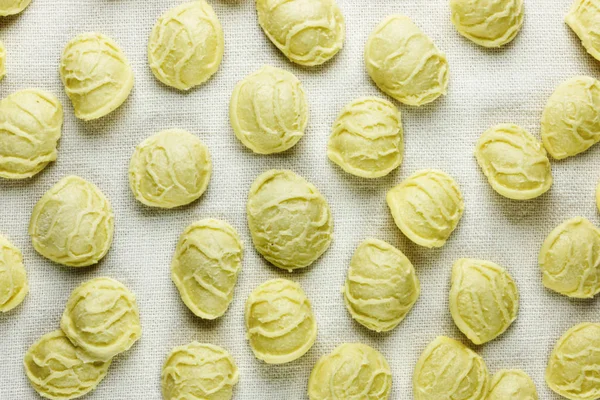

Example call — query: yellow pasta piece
[0,234,27,312]
[129,129,212,208]
[245,279,317,364]
[475,124,552,200]
[450,258,519,344]
[541,76,600,159]
[0,0,31,16]
[450,0,524,47]
[60,277,141,361]
[343,238,419,332]
[148,0,223,90]
[566,0,600,62]
[546,323,600,400]
[365,15,448,106]
[24,330,111,400]
[247,170,332,271]
[162,342,239,400]
[539,217,600,298]
[171,219,243,319]
[29,176,114,267]
[488,369,538,400]
[230,66,308,154]
[308,343,392,400]
[413,336,489,400]
[387,170,464,248]
[328,97,403,178]
[0,89,63,179]
[256,0,345,66]
[60,33,133,120]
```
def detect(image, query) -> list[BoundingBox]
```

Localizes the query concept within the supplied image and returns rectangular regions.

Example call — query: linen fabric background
[0,0,597,399]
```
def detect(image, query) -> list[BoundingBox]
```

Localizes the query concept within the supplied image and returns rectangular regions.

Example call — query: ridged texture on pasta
[256,0,345,66]
[450,258,519,345]
[171,219,243,320]
[546,323,600,400]
[541,76,600,159]
[539,217,600,298]
[0,234,28,312]
[488,369,538,400]
[129,129,212,209]
[365,15,448,106]
[60,33,133,121]
[161,342,239,400]
[60,277,141,361]
[0,89,63,179]
[308,343,392,400]
[343,238,419,332]
[0,0,31,16]
[328,97,403,178]
[230,66,307,154]
[450,0,524,47]
[387,169,464,248]
[148,0,223,91]
[475,124,552,200]
[245,279,317,364]
[566,0,600,61]
[247,169,332,271]
[29,176,114,267]
[24,330,111,400]
[413,336,489,400]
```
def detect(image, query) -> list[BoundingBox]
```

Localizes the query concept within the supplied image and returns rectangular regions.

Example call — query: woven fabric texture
[0,0,596,399]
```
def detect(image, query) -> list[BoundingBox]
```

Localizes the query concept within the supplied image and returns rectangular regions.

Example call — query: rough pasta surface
[475,124,552,200]
[413,336,489,400]
[365,15,449,106]
[60,33,133,121]
[386,169,464,248]
[539,217,600,298]
[450,0,524,47]
[247,169,332,271]
[487,369,538,400]
[161,342,239,400]
[148,0,223,91]
[230,66,308,154]
[171,219,243,320]
[129,129,212,209]
[60,277,141,361]
[256,0,345,66]
[245,279,317,364]
[546,323,600,400]
[0,89,63,179]
[24,330,111,400]
[0,234,28,312]
[328,97,403,178]
[29,176,114,267]
[566,0,600,62]
[541,76,600,159]
[343,238,419,332]
[308,343,392,400]
[450,258,519,345]
[0,0,31,16]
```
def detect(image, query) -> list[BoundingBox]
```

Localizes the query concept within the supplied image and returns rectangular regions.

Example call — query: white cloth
[0,1,594,399]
